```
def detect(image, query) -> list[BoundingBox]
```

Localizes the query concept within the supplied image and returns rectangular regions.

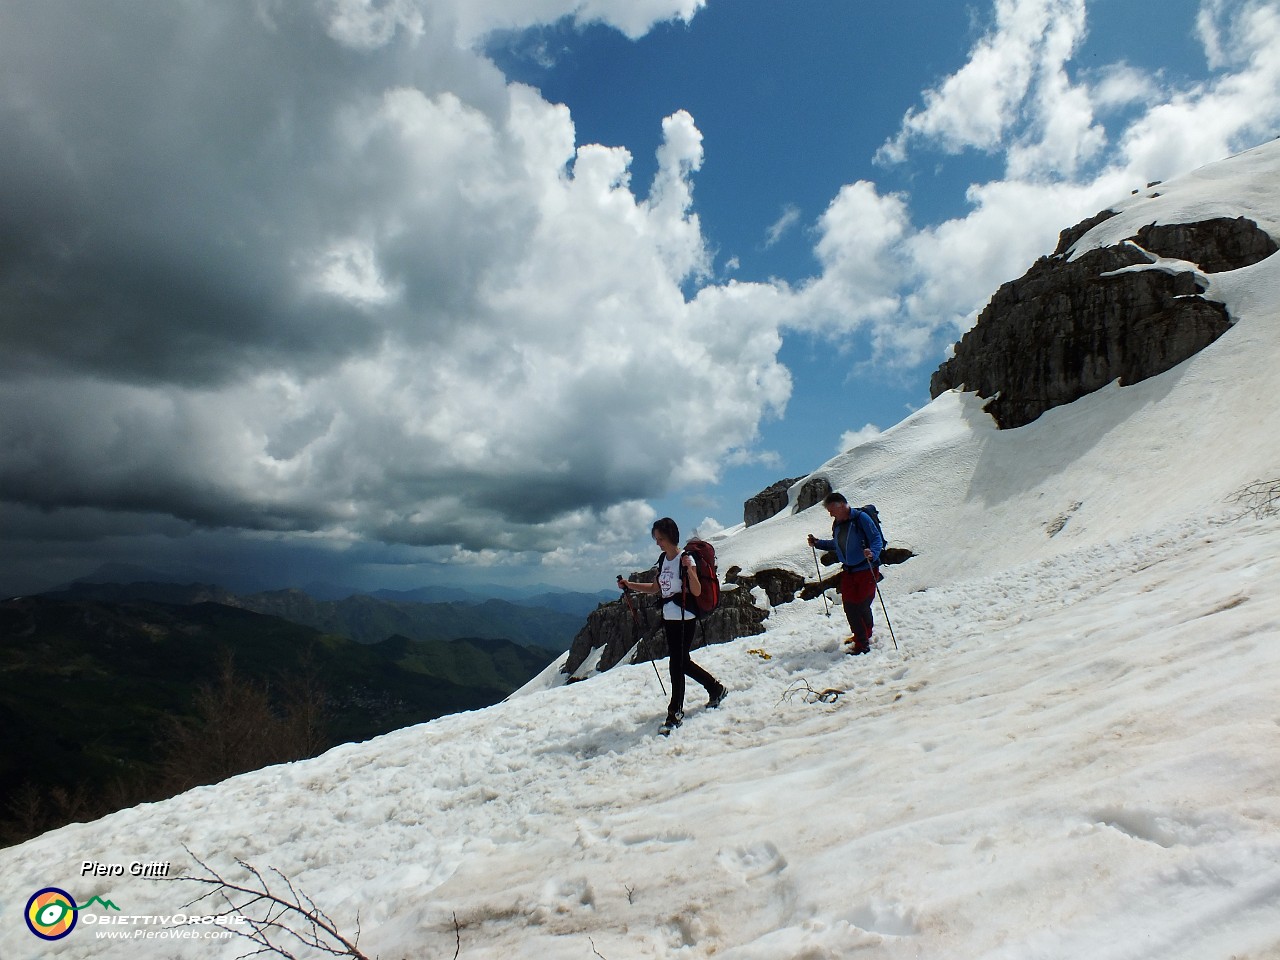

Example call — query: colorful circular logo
[25,887,78,940]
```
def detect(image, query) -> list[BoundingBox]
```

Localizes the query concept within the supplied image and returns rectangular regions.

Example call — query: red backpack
[680,538,721,617]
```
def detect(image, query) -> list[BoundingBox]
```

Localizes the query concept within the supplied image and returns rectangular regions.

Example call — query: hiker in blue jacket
[808,492,883,655]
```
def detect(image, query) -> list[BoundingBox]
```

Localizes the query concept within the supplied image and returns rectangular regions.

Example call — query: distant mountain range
[57,565,616,613]
[0,592,561,848]
[45,580,613,651]
[367,584,617,616]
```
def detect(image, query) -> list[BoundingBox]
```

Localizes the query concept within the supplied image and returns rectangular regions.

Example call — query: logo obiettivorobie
[25,887,79,940]
[24,888,119,940]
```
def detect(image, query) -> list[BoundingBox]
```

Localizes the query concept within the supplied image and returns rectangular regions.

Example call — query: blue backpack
[857,504,885,546]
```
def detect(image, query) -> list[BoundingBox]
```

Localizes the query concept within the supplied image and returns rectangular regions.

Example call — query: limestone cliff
[930,215,1277,428]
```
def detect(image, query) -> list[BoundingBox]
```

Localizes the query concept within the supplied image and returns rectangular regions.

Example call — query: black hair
[651,517,680,545]
[822,492,848,507]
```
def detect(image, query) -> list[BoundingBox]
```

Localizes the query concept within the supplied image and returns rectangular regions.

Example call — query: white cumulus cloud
[838,424,882,454]
[764,205,802,248]
[877,0,1089,165]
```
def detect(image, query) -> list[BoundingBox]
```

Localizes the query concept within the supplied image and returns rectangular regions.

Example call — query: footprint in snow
[718,841,788,883]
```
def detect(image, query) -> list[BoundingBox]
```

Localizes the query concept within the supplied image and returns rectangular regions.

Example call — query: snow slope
[3,142,1280,960]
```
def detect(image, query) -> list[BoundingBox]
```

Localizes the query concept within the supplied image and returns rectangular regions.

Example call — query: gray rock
[1128,218,1277,274]
[793,477,832,514]
[931,214,1276,429]
[725,566,806,607]
[744,476,803,527]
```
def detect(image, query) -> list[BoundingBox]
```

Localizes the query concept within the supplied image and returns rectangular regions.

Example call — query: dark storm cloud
[0,0,790,577]
[0,0,503,387]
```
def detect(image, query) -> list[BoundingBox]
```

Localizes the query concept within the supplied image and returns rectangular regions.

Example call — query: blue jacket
[814,510,883,572]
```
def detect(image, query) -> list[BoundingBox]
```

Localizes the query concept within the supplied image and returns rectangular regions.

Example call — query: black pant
[663,617,718,716]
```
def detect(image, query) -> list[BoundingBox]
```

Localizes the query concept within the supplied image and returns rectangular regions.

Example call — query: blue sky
[1,0,1277,596]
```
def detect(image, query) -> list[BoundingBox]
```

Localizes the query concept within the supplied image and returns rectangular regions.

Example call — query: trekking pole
[639,592,667,697]
[810,541,831,618]
[620,577,666,697]
[871,569,899,652]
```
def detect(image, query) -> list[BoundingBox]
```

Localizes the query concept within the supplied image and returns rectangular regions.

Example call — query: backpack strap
[681,550,688,616]
[852,509,884,569]
[852,508,869,555]
[676,550,701,616]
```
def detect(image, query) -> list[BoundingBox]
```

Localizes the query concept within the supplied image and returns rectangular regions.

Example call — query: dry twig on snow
[168,844,371,960]
[1230,479,1280,519]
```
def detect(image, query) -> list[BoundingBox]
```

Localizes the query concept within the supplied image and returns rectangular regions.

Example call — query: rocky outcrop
[931,214,1277,429]
[744,477,803,527]
[725,567,806,607]
[1053,209,1118,255]
[743,474,837,527]
[880,546,916,566]
[1105,218,1277,274]
[793,476,832,514]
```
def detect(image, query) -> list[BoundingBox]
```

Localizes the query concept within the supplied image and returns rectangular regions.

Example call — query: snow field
[3,510,1279,959]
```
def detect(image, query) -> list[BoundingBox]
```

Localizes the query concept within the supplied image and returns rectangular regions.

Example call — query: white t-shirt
[657,552,696,621]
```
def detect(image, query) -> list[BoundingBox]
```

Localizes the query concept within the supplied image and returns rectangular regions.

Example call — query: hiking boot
[848,638,871,656]
[707,684,728,709]
[659,711,684,736]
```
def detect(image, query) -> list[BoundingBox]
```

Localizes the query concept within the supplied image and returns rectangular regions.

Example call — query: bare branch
[163,845,372,960]
[779,678,844,706]
[1230,478,1280,520]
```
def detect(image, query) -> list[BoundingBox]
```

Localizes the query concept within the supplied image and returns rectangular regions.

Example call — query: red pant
[839,568,877,604]
[839,569,877,643]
